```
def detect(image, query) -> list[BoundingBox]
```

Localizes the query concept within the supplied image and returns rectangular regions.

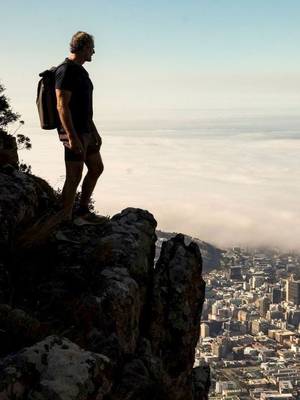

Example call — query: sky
[2,0,300,118]
[1,1,300,250]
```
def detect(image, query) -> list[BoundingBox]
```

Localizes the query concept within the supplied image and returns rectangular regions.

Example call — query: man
[55,31,104,224]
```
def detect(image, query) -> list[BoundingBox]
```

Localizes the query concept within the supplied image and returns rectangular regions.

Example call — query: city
[196,247,300,400]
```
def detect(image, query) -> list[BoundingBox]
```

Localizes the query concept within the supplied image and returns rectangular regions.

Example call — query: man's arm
[56,89,83,153]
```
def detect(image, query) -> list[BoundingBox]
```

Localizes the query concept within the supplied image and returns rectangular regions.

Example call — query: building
[286,276,300,305]
[252,319,270,335]
[215,381,238,394]
[287,310,300,327]
[238,310,248,322]
[212,337,232,359]
[260,393,294,400]
[228,266,243,280]
[259,297,271,316]
[279,381,293,394]
[272,287,282,304]
[274,330,296,344]
[200,323,210,338]
[251,275,266,289]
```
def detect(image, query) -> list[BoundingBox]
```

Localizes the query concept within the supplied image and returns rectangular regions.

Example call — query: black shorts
[58,128,102,162]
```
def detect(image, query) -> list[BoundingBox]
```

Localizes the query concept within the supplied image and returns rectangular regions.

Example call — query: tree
[0,82,31,171]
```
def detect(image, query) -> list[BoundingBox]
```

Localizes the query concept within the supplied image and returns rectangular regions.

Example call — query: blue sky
[2,0,300,123]
[2,0,300,71]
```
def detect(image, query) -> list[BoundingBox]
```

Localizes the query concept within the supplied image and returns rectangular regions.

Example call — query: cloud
[23,113,300,251]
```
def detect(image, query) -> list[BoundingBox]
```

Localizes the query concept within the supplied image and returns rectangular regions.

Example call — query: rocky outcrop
[0,166,209,400]
[156,230,223,272]
[150,235,206,400]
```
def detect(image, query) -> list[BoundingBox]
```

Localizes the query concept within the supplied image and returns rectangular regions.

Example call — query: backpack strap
[39,60,69,77]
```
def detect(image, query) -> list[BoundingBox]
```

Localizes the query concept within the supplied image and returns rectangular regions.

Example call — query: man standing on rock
[55,31,104,225]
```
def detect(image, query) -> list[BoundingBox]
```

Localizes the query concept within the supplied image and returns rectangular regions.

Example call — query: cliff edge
[0,166,209,400]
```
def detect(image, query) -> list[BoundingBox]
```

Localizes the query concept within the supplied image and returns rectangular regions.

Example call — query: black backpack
[36,62,66,130]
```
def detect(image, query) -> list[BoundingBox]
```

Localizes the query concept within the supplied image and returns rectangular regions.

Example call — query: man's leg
[62,161,84,219]
[80,151,104,210]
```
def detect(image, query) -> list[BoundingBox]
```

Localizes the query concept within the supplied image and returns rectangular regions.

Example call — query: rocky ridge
[0,166,209,400]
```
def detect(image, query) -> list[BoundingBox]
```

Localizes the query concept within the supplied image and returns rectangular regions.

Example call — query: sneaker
[73,212,109,226]
[73,205,90,218]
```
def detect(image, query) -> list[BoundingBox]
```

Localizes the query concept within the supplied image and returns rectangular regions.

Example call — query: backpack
[36,62,66,130]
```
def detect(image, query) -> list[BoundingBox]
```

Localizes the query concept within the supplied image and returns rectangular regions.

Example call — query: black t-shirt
[55,58,93,133]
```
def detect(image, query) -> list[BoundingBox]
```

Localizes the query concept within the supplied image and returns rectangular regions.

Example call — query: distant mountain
[156,230,224,272]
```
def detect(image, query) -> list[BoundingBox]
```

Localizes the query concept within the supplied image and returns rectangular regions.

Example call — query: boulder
[0,335,112,400]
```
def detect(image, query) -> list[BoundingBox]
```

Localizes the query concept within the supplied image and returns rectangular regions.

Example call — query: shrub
[0,82,31,171]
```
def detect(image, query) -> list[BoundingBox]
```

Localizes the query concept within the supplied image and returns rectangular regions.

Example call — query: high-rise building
[259,297,271,316]
[211,302,221,317]
[287,310,300,327]
[286,276,300,305]
[200,323,210,338]
[212,337,232,359]
[251,275,265,289]
[228,266,242,280]
[271,287,281,304]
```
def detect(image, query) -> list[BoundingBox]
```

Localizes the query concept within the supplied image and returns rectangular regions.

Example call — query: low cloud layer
[24,112,300,251]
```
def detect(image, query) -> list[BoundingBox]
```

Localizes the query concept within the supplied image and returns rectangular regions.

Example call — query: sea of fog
[20,110,300,251]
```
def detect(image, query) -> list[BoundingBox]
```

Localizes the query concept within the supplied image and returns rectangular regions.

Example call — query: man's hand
[68,136,84,154]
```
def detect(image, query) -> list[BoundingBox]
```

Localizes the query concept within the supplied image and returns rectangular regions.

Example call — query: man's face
[83,42,95,62]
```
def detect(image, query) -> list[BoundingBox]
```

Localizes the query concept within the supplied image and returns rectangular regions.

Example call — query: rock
[36,208,157,289]
[149,234,206,400]
[69,267,141,360]
[91,208,157,306]
[192,365,211,400]
[156,230,223,272]
[0,262,9,302]
[0,305,44,356]
[0,169,56,260]
[91,267,141,356]
[107,358,167,400]
[0,335,112,400]
[0,168,209,400]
